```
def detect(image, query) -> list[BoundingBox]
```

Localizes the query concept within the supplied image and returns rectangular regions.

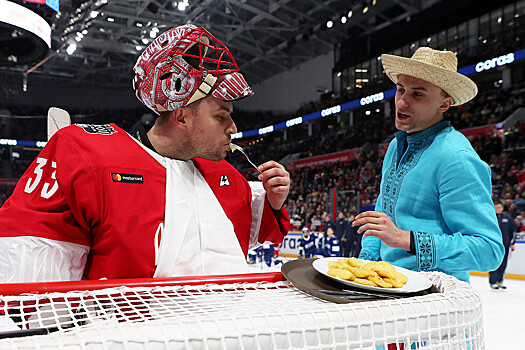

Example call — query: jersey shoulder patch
[75,124,118,135]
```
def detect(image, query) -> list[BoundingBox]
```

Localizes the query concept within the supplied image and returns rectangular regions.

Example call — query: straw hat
[381,47,477,106]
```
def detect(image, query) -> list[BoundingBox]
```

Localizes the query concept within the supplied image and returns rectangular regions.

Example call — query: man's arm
[413,150,504,273]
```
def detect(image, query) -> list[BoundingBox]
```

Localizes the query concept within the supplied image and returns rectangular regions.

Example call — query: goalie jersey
[0,124,289,282]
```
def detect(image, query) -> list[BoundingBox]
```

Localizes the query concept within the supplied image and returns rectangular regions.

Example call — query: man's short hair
[159,98,203,120]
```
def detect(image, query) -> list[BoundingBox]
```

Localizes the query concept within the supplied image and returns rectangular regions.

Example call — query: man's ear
[173,107,191,128]
[439,96,453,113]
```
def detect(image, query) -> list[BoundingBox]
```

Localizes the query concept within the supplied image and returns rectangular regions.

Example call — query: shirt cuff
[267,198,284,218]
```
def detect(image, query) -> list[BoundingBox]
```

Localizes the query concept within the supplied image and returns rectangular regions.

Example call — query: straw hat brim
[381,54,478,106]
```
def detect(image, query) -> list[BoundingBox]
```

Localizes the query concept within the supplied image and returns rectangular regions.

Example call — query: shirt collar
[131,121,157,153]
[395,120,451,145]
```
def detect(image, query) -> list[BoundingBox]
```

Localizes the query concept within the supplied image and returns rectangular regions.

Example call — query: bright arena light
[66,44,77,55]
[326,20,333,28]
[175,0,189,11]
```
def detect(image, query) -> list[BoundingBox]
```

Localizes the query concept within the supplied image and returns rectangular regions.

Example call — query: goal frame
[0,271,485,350]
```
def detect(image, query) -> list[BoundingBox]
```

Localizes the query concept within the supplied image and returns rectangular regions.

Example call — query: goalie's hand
[258,160,290,211]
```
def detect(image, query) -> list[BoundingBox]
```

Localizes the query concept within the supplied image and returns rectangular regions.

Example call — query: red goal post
[0,271,484,350]
[0,272,284,296]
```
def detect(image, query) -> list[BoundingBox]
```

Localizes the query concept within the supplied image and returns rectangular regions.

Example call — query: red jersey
[0,124,289,281]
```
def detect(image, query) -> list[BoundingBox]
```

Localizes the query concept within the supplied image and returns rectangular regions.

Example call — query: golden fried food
[325,258,408,289]
[378,261,397,274]
[395,271,408,284]
[327,268,354,281]
[342,268,356,281]
[353,267,378,278]
[364,261,380,270]
[369,276,393,288]
[375,267,397,280]
[353,278,378,287]
[341,264,357,274]
[347,257,366,268]
[328,261,347,269]
[384,277,404,288]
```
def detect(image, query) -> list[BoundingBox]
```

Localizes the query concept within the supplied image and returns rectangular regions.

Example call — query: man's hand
[258,160,290,210]
[352,211,411,251]
[511,244,515,252]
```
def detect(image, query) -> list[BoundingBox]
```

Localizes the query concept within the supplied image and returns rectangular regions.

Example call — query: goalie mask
[133,24,254,114]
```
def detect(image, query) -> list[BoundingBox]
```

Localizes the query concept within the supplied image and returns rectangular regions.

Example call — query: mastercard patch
[110,172,143,184]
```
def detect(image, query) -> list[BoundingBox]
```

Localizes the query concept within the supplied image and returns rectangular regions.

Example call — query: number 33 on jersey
[24,157,59,199]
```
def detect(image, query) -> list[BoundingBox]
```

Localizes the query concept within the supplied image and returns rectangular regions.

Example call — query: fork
[313,289,400,299]
[229,143,262,174]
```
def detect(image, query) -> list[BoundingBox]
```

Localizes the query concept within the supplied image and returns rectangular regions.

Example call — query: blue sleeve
[358,194,382,261]
[413,150,504,273]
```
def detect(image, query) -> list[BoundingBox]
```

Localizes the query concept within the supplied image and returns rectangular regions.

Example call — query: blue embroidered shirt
[359,120,504,282]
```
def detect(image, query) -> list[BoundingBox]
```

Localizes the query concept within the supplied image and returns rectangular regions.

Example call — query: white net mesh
[0,271,483,349]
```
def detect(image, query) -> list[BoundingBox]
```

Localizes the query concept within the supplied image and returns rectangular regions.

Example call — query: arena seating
[1,74,524,217]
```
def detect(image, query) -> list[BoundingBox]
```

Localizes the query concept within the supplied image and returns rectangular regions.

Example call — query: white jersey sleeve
[0,236,89,283]
[248,181,266,250]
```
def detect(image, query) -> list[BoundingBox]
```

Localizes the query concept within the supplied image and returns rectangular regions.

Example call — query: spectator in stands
[346,213,362,258]
[322,213,336,235]
[335,211,350,256]
[353,47,504,282]
[520,211,525,226]
[489,203,516,290]
[514,216,525,233]
[0,24,290,282]
[309,214,322,231]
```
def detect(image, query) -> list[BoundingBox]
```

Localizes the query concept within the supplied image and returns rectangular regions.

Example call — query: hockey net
[0,271,484,349]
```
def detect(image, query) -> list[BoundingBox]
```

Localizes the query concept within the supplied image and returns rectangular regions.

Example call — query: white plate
[312,257,432,294]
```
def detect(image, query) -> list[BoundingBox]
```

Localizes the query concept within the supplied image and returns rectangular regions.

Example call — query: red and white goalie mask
[133,24,254,114]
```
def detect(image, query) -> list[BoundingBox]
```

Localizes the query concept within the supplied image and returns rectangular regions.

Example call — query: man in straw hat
[352,47,504,283]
